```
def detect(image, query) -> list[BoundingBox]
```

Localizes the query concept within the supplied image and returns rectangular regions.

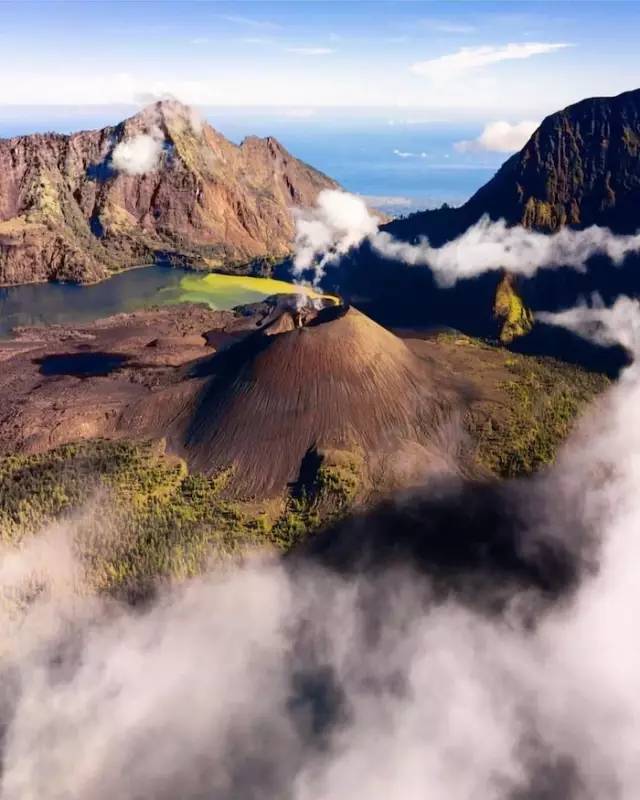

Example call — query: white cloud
[411,42,571,81]
[239,36,274,45]
[281,108,317,118]
[420,20,476,34]
[371,216,640,287]
[454,119,539,153]
[537,294,640,356]
[393,149,428,158]
[111,133,163,176]
[110,100,202,175]
[293,190,640,289]
[293,190,378,285]
[0,50,583,109]
[217,14,280,30]
[286,47,334,56]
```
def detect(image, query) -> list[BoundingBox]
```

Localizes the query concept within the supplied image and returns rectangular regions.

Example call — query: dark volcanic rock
[337,88,640,360]
[465,87,640,232]
[386,87,640,242]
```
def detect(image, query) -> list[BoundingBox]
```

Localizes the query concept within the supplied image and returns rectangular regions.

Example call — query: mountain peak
[125,98,205,139]
[0,106,338,285]
[170,305,456,495]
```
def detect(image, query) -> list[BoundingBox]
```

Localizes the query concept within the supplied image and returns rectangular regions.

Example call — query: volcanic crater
[166,304,463,496]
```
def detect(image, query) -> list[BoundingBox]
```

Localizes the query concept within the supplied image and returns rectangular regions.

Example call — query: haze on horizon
[1,0,639,122]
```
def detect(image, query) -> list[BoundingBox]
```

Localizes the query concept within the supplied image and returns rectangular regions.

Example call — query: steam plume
[293,190,378,285]
[294,190,640,288]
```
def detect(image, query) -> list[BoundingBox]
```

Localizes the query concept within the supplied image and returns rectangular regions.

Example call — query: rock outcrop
[384,88,640,246]
[0,100,338,285]
[340,88,640,354]
[465,87,640,232]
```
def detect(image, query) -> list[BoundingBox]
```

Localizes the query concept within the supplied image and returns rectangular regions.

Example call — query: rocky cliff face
[340,89,640,358]
[0,100,338,285]
[466,87,640,232]
[384,88,640,246]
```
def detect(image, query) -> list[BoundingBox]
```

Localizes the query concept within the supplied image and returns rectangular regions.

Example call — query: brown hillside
[0,100,338,285]
[119,305,462,496]
[0,303,607,502]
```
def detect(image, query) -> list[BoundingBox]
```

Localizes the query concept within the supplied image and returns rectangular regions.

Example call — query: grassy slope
[434,332,609,478]
[0,439,358,598]
[0,340,609,595]
[493,274,534,344]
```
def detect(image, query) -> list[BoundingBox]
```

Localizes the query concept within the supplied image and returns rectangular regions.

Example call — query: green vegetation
[0,439,363,596]
[269,496,321,551]
[493,275,534,344]
[435,326,608,479]
[622,126,640,156]
[435,330,485,348]
[0,440,268,597]
[316,460,360,508]
[468,355,608,478]
[270,450,363,550]
[26,173,64,223]
[522,197,565,231]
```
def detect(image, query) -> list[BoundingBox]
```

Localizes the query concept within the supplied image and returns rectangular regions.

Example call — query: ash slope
[174,306,461,496]
[0,301,607,501]
[0,301,463,498]
[0,100,337,285]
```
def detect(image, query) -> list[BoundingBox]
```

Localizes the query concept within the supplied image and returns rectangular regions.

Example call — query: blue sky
[1,0,639,116]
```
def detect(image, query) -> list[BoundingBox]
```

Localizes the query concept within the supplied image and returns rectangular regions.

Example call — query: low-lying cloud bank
[2,295,640,799]
[538,294,640,355]
[294,189,640,288]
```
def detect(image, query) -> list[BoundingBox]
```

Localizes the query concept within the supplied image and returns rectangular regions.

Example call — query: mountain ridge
[338,88,640,357]
[466,87,640,232]
[384,88,640,245]
[0,100,338,285]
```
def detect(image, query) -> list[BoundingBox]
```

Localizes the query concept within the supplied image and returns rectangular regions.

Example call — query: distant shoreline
[0,259,273,290]
[0,260,160,290]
